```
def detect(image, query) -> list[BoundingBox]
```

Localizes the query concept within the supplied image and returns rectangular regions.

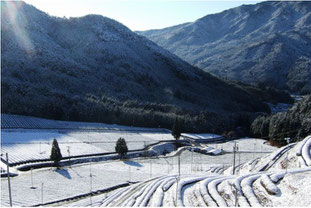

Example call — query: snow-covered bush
[260,174,280,195]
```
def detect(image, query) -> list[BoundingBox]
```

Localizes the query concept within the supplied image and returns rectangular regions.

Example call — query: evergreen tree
[172,118,181,140]
[50,139,62,166]
[115,137,128,159]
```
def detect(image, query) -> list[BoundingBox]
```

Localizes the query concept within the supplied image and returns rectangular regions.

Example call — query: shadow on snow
[56,168,72,179]
[123,160,143,167]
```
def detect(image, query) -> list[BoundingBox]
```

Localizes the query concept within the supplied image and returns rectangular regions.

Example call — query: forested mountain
[138,1,311,94]
[251,95,311,145]
[2,1,281,133]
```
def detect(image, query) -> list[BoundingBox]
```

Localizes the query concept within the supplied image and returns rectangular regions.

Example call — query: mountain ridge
[137,1,311,94]
[2,1,284,133]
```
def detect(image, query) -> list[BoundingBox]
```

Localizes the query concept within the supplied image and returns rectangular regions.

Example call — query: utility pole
[144,141,147,159]
[199,152,202,171]
[234,184,238,207]
[286,150,289,174]
[260,143,263,154]
[237,144,241,175]
[149,159,152,178]
[167,158,170,174]
[232,142,237,175]
[30,168,36,189]
[178,154,180,178]
[6,153,13,207]
[90,162,93,205]
[67,146,71,168]
[253,140,256,159]
[191,149,193,173]
[285,137,290,174]
[41,182,44,204]
[175,176,179,206]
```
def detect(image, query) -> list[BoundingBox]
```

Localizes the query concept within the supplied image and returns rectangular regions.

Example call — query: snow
[241,174,262,207]
[149,142,175,155]
[301,135,311,166]
[1,129,174,164]
[177,176,209,206]
[259,174,280,195]
[271,171,311,207]
[2,131,311,207]
[181,133,220,140]
[149,177,176,207]
[135,176,171,206]
[253,171,311,207]
[1,114,170,132]
[208,176,231,206]
[1,130,103,164]
[100,187,131,207]
[199,176,223,207]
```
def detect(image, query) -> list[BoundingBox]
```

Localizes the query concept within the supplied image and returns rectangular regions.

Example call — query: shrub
[172,118,181,140]
[50,139,62,166]
[115,137,128,159]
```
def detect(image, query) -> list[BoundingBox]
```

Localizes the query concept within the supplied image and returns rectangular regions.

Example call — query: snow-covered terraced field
[0,149,271,207]
[63,136,311,207]
[1,130,174,164]
[1,114,169,132]
[1,130,273,166]
[2,114,309,207]
[1,136,309,207]
[1,114,176,165]
[75,168,311,207]
[206,137,277,153]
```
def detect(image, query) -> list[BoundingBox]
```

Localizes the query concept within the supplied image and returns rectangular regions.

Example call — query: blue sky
[23,0,262,31]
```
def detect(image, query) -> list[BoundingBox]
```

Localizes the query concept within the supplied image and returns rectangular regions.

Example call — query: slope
[65,135,311,207]
[1,1,270,133]
[251,95,311,144]
[138,1,311,94]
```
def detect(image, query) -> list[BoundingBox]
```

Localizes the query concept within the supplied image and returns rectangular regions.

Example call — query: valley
[1,1,311,207]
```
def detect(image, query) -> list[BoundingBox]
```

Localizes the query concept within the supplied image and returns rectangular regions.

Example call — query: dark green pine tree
[115,137,128,159]
[50,139,62,167]
[172,118,181,140]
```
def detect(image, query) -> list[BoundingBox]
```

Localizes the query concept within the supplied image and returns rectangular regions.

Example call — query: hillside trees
[251,95,311,145]
[2,1,291,137]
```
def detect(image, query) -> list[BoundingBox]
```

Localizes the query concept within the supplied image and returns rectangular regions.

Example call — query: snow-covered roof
[181,133,221,140]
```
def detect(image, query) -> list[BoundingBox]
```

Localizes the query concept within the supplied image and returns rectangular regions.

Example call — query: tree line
[251,95,311,146]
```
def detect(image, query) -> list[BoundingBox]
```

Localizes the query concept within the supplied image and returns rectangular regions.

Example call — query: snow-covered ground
[181,133,221,141]
[0,148,273,207]
[254,171,311,207]
[60,136,310,207]
[1,114,170,132]
[2,115,309,207]
[206,137,277,153]
[1,130,175,164]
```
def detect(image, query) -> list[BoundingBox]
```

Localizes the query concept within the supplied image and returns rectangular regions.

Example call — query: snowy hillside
[1,114,169,131]
[61,136,311,207]
[138,1,311,94]
[3,114,308,207]
[2,1,274,133]
[0,134,277,206]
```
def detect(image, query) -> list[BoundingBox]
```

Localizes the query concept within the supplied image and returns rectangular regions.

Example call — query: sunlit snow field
[1,142,276,206]
[1,130,174,164]
[0,115,281,207]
